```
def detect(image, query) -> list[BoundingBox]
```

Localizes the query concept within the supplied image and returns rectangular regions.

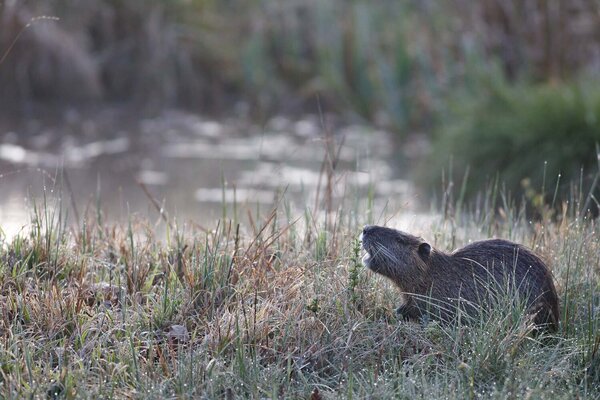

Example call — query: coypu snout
[360,225,430,278]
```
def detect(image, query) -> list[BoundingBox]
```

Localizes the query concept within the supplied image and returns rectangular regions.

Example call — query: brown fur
[361,225,559,330]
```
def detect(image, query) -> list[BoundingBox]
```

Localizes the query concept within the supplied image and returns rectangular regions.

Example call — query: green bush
[427,81,600,212]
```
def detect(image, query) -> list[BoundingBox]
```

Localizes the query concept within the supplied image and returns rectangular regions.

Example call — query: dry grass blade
[137,179,173,231]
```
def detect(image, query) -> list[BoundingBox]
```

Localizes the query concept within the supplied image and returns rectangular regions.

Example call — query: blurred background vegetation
[1,0,600,211]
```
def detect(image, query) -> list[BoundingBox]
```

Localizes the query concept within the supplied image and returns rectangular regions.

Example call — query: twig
[62,169,80,223]
[0,16,60,65]
[136,179,173,231]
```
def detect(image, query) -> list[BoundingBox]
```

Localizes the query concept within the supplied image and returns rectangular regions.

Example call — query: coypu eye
[418,242,431,257]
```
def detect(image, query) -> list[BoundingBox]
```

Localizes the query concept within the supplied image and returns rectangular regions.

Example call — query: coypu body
[361,225,559,330]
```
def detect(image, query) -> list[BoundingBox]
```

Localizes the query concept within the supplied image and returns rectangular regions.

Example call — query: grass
[0,175,598,399]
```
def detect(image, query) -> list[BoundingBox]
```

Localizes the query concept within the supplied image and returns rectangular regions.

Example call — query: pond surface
[0,108,430,239]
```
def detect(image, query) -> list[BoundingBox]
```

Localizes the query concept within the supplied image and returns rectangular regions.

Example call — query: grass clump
[0,185,599,398]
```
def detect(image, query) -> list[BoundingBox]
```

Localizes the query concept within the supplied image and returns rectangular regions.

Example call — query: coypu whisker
[375,242,398,264]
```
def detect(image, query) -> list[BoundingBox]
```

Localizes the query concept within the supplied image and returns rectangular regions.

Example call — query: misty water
[0,109,430,239]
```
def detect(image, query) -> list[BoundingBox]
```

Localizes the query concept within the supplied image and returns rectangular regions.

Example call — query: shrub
[426,80,600,213]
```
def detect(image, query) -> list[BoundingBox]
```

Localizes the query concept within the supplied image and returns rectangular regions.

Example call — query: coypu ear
[418,242,431,258]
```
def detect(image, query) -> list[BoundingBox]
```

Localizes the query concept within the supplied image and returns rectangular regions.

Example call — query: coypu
[360,225,559,330]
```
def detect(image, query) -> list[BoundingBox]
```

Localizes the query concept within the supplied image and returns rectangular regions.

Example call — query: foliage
[3,0,600,132]
[0,0,436,127]
[427,80,600,213]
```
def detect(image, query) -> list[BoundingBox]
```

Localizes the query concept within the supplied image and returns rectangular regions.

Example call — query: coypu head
[360,225,431,285]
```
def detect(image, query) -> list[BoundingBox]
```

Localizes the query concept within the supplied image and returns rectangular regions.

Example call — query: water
[0,109,426,239]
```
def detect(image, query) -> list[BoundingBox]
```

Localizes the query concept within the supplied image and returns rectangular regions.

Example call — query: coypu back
[361,225,559,331]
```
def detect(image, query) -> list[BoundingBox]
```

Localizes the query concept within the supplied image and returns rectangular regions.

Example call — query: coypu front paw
[395,303,420,321]
[395,305,411,321]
